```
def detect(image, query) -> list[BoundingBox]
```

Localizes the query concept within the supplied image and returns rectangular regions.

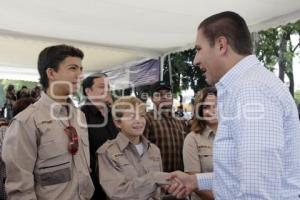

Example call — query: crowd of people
[0,11,300,200]
[0,84,41,121]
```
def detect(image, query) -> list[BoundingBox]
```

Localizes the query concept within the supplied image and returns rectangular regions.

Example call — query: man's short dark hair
[82,72,108,96]
[198,11,253,55]
[38,44,84,90]
[151,81,172,97]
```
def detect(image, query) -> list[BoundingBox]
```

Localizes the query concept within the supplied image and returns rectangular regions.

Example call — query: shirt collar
[116,132,151,152]
[39,91,73,118]
[216,55,260,92]
[203,126,215,138]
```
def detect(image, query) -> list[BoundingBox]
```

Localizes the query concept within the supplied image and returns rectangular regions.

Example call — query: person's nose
[77,70,83,81]
[193,55,201,69]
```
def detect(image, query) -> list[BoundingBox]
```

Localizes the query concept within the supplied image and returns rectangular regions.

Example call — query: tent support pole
[168,54,172,86]
[160,55,165,81]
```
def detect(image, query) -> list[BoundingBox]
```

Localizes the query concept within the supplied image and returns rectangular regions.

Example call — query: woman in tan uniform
[183,87,217,200]
[97,96,170,200]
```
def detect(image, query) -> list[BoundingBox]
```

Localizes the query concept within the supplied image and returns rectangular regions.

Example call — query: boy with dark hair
[38,44,84,90]
[2,44,94,200]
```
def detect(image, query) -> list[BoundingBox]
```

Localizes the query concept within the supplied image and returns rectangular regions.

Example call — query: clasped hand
[161,171,197,199]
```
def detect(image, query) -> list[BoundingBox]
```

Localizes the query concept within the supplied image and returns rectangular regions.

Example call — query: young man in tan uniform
[2,45,94,200]
[97,96,170,200]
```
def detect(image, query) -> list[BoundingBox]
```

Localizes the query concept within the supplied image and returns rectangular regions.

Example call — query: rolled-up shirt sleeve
[2,119,38,200]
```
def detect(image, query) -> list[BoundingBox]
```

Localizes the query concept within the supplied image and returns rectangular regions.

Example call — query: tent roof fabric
[0,0,300,76]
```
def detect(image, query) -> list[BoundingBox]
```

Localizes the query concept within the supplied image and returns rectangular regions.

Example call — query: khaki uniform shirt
[97,132,169,200]
[2,92,94,200]
[183,127,215,173]
[183,127,215,200]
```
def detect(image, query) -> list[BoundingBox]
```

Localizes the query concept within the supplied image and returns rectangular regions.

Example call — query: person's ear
[216,36,228,55]
[46,68,56,81]
[113,119,122,129]
[85,88,92,96]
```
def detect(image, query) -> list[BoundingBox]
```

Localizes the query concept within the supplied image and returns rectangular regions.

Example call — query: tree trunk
[287,72,294,97]
[278,33,288,82]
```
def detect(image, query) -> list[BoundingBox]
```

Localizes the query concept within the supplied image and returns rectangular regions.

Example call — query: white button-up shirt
[197,55,300,200]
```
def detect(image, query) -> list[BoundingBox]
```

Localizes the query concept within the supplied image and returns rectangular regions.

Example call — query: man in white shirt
[168,11,300,200]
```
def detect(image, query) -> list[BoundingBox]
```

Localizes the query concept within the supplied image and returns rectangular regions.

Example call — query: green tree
[254,20,300,96]
[162,49,207,96]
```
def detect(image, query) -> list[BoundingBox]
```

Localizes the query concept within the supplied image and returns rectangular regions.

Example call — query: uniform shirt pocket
[37,166,71,186]
[36,141,71,186]
[197,147,213,172]
[112,155,137,177]
[146,156,161,172]
[39,140,68,160]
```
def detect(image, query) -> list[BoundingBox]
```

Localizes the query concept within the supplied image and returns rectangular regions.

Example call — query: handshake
[160,171,198,199]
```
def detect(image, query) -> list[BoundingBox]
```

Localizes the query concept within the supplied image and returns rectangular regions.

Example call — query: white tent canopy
[0,0,300,81]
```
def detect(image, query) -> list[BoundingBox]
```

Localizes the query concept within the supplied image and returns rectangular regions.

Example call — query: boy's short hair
[38,44,84,90]
[112,96,146,119]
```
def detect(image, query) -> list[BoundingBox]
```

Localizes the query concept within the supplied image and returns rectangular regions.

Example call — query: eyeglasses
[64,125,79,155]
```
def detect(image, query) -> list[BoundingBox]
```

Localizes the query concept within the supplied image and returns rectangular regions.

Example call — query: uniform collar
[203,126,215,139]
[116,132,151,152]
[39,91,73,119]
